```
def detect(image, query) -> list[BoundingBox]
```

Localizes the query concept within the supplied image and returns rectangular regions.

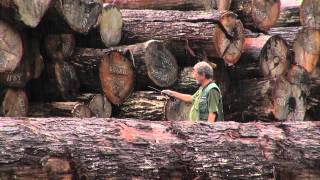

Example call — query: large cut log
[308,77,320,120]
[268,26,302,47]
[300,0,320,30]
[44,33,75,61]
[0,0,52,27]
[104,0,231,10]
[0,118,319,179]
[231,34,290,80]
[165,99,192,121]
[226,69,309,122]
[76,4,123,48]
[0,20,23,73]
[1,88,28,117]
[121,10,245,65]
[116,91,167,120]
[230,0,281,31]
[293,28,320,78]
[274,0,302,27]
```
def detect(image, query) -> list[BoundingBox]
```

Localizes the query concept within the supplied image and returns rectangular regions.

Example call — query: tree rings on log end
[88,94,112,118]
[203,0,232,10]
[251,0,281,31]
[54,61,80,100]
[260,35,290,78]
[45,34,75,61]
[293,29,320,76]
[2,88,28,117]
[99,51,134,105]
[13,0,52,27]
[71,103,92,118]
[56,0,102,33]
[100,4,122,47]
[165,99,192,121]
[213,13,245,65]
[300,0,320,30]
[143,40,178,87]
[0,20,23,72]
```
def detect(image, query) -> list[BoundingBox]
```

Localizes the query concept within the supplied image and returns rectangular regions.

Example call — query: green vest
[189,82,224,122]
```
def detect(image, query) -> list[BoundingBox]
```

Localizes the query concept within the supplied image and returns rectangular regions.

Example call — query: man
[162,61,224,123]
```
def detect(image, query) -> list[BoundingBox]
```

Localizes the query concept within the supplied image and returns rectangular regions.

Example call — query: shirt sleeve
[207,89,220,113]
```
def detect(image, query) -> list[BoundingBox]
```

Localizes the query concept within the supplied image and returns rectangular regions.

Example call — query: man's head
[192,61,213,85]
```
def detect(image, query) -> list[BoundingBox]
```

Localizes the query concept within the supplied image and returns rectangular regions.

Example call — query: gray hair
[194,61,213,79]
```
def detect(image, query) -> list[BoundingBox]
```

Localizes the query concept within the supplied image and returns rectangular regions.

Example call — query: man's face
[192,68,205,85]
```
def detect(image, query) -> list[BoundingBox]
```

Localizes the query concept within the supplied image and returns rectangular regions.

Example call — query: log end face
[145,40,178,87]
[2,88,28,117]
[88,94,112,118]
[100,4,123,47]
[99,51,135,105]
[165,99,192,121]
[251,0,281,31]
[300,0,320,30]
[72,103,92,118]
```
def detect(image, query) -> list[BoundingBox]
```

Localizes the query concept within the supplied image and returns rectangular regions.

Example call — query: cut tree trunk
[308,77,320,120]
[1,88,28,117]
[76,4,123,48]
[0,118,319,179]
[0,20,23,73]
[231,34,290,80]
[293,28,320,78]
[300,0,320,30]
[268,26,302,47]
[165,99,192,121]
[70,49,134,105]
[104,0,232,10]
[54,0,102,33]
[0,0,52,27]
[274,0,302,27]
[44,33,75,61]
[116,91,167,120]
[121,10,245,65]
[230,0,281,31]
[88,94,112,118]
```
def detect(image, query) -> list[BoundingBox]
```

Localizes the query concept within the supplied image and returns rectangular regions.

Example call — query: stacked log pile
[0,0,319,122]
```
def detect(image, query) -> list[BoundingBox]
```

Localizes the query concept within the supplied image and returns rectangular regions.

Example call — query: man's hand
[161,90,193,103]
[208,112,217,123]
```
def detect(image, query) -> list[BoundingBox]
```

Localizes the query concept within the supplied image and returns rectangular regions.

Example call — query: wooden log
[268,26,302,47]
[165,99,192,121]
[273,0,302,27]
[76,4,123,48]
[230,0,281,31]
[293,28,320,78]
[103,0,232,10]
[1,88,28,117]
[121,10,245,65]
[307,77,320,120]
[300,0,320,30]
[54,0,102,33]
[0,20,23,73]
[44,33,75,61]
[116,91,167,120]
[231,34,290,80]
[0,118,319,179]
[88,94,112,118]
[0,0,52,27]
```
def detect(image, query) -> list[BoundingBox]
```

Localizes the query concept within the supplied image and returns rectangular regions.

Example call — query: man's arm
[208,113,217,123]
[161,90,193,103]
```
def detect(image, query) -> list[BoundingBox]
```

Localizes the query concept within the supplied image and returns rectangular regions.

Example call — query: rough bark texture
[300,0,320,30]
[0,20,23,73]
[121,10,245,65]
[231,34,290,80]
[268,26,302,47]
[104,0,232,10]
[54,0,102,33]
[273,0,302,27]
[44,33,75,61]
[116,91,168,120]
[0,118,319,179]
[0,0,52,27]
[230,0,281,31]
[293,28,320,78]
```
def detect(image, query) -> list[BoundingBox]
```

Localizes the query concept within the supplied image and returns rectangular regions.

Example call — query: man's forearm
[169,91,193,103]
[208,113,217,123]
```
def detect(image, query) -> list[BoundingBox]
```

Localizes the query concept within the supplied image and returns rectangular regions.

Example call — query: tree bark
[0,20,23,73]
[0,0,52,27]
[44,33,75,61]
[88,94,112,118]
[230,0,281,31]
[293,28,320,78]
[0,118,319,179]
[231,34,290,80]
[103,0,232,11]
[274,0,302,27]
[165,99,192,121]
[300,0,320,30]
[70,49,134,105]
[116,91,168,120]
[1,88,28,117]
[121,10,245,65]
[268,26,302,47]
